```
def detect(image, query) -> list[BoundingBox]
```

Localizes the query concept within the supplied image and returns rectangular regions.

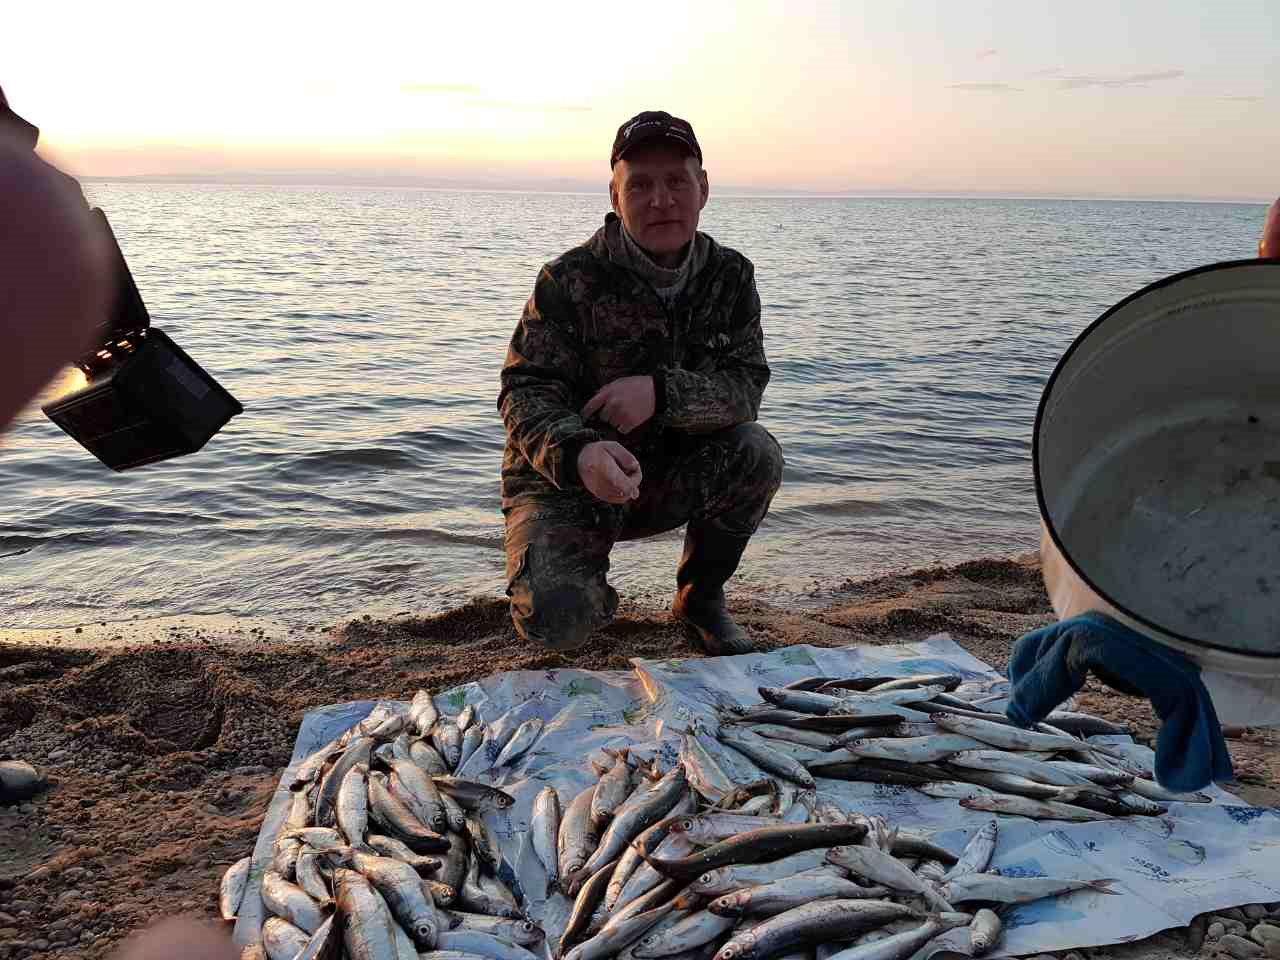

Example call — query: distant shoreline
[78,176,1273,206]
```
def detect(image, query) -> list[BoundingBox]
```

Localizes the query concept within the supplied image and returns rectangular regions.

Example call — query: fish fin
[590,760,608,777]
[1088,878,1121,895]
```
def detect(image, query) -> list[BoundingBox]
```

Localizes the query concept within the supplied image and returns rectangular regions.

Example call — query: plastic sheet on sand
[236,634,1280,958]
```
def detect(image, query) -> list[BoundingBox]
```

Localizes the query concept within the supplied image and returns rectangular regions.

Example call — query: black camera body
[3,88,243,470]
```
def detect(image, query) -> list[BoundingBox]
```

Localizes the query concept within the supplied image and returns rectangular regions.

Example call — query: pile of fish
[217,674,1194,960]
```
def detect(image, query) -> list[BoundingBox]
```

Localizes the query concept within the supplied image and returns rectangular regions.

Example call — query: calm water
[0,186,1266,629]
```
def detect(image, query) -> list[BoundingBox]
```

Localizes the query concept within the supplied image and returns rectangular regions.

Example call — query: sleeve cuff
[652,369,668,424]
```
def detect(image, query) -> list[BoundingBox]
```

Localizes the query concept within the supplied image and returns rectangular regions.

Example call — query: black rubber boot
[671,524,756,656]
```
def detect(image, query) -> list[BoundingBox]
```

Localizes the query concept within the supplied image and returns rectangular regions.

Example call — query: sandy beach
[2,555,1278,959]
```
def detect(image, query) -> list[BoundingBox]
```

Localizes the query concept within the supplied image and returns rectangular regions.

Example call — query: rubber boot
[671,524,756,656]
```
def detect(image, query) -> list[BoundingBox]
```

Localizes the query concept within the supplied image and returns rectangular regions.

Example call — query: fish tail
[1088,878,1121,895]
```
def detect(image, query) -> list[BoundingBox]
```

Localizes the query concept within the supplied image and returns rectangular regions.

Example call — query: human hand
[581,376,656,434]
[110,917,237,960]
[1261,197,1279,258]
[577,440,642,504]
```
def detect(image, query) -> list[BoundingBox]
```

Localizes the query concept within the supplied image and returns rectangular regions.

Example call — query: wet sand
[1,554,1276,959]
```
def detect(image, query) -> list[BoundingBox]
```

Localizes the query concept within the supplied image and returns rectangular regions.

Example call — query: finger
[581,388,608,419]
[603,460,636,501]
[1262,199,1280,258]
[605,443,641,475]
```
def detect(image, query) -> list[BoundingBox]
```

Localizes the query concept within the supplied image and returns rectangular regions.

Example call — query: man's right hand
[577,441,642,504]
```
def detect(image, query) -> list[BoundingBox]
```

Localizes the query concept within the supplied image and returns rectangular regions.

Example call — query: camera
[2,88,242,471]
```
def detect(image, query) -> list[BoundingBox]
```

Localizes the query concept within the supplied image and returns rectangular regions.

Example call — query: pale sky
[5,0,1277,199]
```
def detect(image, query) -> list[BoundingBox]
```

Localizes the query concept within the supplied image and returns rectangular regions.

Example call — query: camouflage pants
[503,422,784,650]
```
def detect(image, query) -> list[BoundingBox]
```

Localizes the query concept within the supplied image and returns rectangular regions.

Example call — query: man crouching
[498,110,784,655]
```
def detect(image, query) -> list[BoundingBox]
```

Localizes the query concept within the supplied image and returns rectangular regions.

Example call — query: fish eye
[680,818,694,829]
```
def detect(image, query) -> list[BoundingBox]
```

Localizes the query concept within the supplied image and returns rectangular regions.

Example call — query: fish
[334,867,400,960]
[710,869,894,917]
[337,764,370,847]
[560,858,619,954]
[457,723,485,772]
[863,675,963,693]
[613,833,697,914]
[1043,711,1129,737]
[930,713,1120,757]
[389,759,448,833]
[559,782,600,895]
[887,830,958,866]
[437,830,469,894]
[671,813,791,847]
[717,728,817,788]
[1127,777,1213,803]
[958,794,1113,823]
[563,898,680,960]
[439,911,545,946]
[295,851,332,904]
[262,917,311,960]
[314,736,374,828]
[859,685,947,705]
[805,758,949,788]
[605,878,687,930]
[748,725,841,750]
[367,771,451,851]
[261,870,328,935]
[367,834,441,875]
[296,915,338,960]
[758,687,903,721]
[945,751,1105,788]
[436,930,541,960]
[458,849,523,919]
[457,704,476,732]
[681,733,737,804]
[410,691,439,737]
[411,739,450,777]
[531,785,562,897]
[688,851,835,896]
[433,776,516,811]
[291,737,347,791]
[631,908,737,957]
[465,813,501,872]
[494,718,544,768]
[285,788,312,832]
[969,908,1002,956]
[915,781,1002,801]
[1114,791,1170,816]
[592,750,637,827]
[941,820,996,881]
[425,879,459,909]
[711,899,922,960]
[635,821,869,881]
[272,837,303,880]
[578,765,689,881]
[280,828,347,853]
[437,789,469,833]
[940,873,1119,904]
[1043,760,1134,788]
[826,841,953,912]
[843,735,986,765]
[337,849,440,948]
[432,722,464,771]
[823,917,969,960]
[946,768,1081,801]
[914,860,948,883]
[219,856,252,921]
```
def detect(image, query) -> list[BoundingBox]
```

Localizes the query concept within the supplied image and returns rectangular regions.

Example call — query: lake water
[0,186,1266,630]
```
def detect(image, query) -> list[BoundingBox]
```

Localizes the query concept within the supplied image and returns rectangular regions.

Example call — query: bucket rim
[1033,256,1280,660]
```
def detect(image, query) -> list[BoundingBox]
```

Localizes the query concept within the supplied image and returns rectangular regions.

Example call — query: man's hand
[582,376,656,434]
[1262,198,1279,258]
[577,441,642,504]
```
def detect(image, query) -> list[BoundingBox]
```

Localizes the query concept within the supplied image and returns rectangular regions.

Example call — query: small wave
[275,447,425,477]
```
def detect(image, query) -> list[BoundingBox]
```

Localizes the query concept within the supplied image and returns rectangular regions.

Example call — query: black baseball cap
[610,111,702,168]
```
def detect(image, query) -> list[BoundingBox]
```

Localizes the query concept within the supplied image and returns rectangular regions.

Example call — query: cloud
[400,82,483,95]
[948,82,1022,93]
[467,99,591,113]
[977,48,998,59]
[1058,70,1185,89]
[1029,67,1063,77]
[1219,94,1262,102]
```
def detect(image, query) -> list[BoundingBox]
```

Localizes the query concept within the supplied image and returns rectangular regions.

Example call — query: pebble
[1223,910,1251,923]
[1220,934,1265,959]
[30,941,48,952]
[1254,924,1280,944]
[46,750,67,762]
[1210,923,1228,942]
[1248,906,1273,921]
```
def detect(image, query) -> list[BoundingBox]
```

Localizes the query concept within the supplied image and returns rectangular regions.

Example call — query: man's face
[610,141,709,263]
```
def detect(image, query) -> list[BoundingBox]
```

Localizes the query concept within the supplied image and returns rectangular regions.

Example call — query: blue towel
[1005,611,1233,792]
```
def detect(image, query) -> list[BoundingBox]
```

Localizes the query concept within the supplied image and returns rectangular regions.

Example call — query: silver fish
[335,867,400,960]
[440,911,545,946]
[438,788,469,832]
[531,785,562,896]
[436,930,540,960]
[578,765,688,880]
[749,724,840,750]
[712,899,922,960]
[285,788,312,832]
[367,834,440,875]
[262,916,311,960]
[390,759,448,832]
[689,851,833,896]
[559,782,600,893]
[410,690,439,737]
[942,820,997,881]
[219,856,252,921]
[824,917,969,960]
[337,764,370,847]
[718,728,816,788]
[340,850,439,948]
[592,750,636,826]
[465,813,501,871]
[281,827,346,853]
[631,908,736,957]
[681,734,735,803]
[459,848,522,919]
[931,713,1121,757]
[1115,791,1169,816]
[368,771,450,851]
[1043,759,1134,788]
[865,675,962,693]
[373,743,399,767]
[393,920,417,960]
[941,872,1119,904]
[844,735,986,764]
[914,859,948,883]
[437,830,469,894]
[673,813,790,847]
[915,781,1001,801]
[433,776,516,811]
[411,738,449,777]
[613,833,697,914]
[456,704,476,732]
[946,750,1103,788]
[295,851,332,904]
[1127,777,1212,803]
[606,795,698,911]
[710,869,894,917]
[432,721,464,770]
[261,870,328,934]
[296,915,338,960]
[860,684,947,705]
[494,717,544,768]
[949,768,1083,801]
[291,736,347,791]
[457,723,485,772]
[314,736,373,828]
[826,843,953,912]
[959,794,1112,822]
[969,908,1002,956]
[564,898,679,960]
[272,838,303,880]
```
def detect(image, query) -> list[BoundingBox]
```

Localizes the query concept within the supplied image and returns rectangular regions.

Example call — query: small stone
[1247,906,1271,921]
[1254,924,1280,944]
[46,750,67,762]
[1211,923,1228,942]
[1226,921,1252,938]
[1224,910,1251,923]
[1220,934,1265,959]
[30,941,48,952]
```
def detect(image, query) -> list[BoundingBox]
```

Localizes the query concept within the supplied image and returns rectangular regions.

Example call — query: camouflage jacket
[498,213,770,503]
